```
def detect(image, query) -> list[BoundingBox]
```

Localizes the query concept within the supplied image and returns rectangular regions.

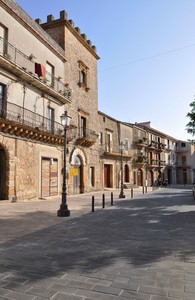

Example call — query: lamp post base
[119,192,126,198]
[57,204,70,217]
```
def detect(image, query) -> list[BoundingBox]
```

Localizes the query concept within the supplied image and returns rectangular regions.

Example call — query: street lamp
[141,148,148,193]
[57,111,71,217]
[119,141,125,198]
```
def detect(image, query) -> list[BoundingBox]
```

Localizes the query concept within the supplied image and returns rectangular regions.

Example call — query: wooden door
[104,164,111,188]
[137,169,143,186]
[41,158,58,197]
[0,148,6,199]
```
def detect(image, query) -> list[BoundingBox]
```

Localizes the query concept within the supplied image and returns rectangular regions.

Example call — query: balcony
[76,127,98,147]
[148,141,165,152]
[102,144,131,159]
[0,101,75,145]
[148,159,166,168]
[0,37,71,104]
[134,138,148,148]
[134,155,147,167]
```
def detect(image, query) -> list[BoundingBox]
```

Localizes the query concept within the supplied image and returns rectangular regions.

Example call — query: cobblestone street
[0,186,195,300]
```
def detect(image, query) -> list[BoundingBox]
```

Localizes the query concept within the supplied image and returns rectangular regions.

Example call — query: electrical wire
[99,43,195,72]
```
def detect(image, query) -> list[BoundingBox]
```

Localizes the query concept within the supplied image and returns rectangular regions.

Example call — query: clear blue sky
[16,0,195,141]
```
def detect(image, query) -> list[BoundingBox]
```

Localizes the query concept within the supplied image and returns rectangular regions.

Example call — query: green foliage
[186,100,195,136]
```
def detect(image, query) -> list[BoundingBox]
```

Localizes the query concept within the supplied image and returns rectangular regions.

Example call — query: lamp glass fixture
[119,141,125,151]
[60,111,71,127]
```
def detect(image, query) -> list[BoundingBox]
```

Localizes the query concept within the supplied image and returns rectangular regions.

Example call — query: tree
[186,100,195,138]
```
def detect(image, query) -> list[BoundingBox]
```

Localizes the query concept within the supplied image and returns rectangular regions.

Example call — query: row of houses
[0,0,194,201]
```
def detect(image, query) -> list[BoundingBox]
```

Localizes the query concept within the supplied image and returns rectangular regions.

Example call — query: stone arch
[70,147,87,166]
[137,168,143,186]
[70,147,87,194]
[0,143,10,200]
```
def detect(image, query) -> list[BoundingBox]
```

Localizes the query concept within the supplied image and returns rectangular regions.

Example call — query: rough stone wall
[15,139,38,200]
[46,21,100,193]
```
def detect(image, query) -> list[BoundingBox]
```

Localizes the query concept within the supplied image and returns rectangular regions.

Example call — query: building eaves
[136,123,178,142]
[2,0,66,61]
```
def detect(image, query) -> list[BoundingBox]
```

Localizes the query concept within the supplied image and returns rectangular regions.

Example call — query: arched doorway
[0,146,6,199]
[70,148,86,194]
[73,155,84,194]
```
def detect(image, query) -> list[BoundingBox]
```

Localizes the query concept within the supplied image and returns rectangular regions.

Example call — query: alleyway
[0,186,195,299]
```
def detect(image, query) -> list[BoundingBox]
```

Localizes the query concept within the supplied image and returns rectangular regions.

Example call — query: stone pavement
[0,186,195,299]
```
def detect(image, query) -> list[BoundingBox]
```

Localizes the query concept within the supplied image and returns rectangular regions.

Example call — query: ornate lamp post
[119,141,125,198]
[57,111,71,217]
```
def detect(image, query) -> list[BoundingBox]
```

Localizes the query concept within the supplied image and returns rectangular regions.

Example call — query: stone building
[0,0,100,201]
[98,112,180,190]
[134,122,178,186]
[98,111,132,190]
[39,11,100,195]
[175,140,195,184]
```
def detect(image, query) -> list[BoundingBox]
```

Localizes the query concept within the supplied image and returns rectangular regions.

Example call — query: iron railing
[78,127,98,142]
[0,101,66,136]
[0,37,72,100]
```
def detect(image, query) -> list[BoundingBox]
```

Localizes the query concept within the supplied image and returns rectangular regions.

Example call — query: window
[46,62,54,86]
[78,60,89,91]
[124,139,128,151]
[81,116,87,137]
[99,132,103,145]
[182,156,186,164]
[181,142,186,148]
[90,167,95,187]
[0,83,6,116]
[106,132,112,152]
[47,107,54,133]
[0,24,8,56]
[80,70,86,85]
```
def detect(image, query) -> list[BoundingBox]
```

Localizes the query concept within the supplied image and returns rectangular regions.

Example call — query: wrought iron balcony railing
[0,37,72,102]
[76,127,98,147]
[0,101,75,141]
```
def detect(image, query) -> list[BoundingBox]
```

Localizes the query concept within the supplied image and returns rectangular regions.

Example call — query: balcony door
[0,83,6,117]
[47,107,54,133]
[0,24,8,56]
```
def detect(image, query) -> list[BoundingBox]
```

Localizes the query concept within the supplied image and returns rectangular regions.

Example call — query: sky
[16,0,195,141]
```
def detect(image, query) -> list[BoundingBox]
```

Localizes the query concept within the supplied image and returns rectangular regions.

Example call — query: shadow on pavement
[0,187,195,285]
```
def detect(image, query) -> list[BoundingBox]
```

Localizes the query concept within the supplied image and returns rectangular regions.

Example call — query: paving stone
[138,285,169,296]
[67,280,94,290]
[86,278,112,286]
[150,296,183,300]
[92,285,121,295]
[120,289,151,300]
[0,288,10,296]
[111,281,139,291]
[27,287,56,298]
[168,288,195,299]
[52,292,83,300]
[3,289,35,300]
